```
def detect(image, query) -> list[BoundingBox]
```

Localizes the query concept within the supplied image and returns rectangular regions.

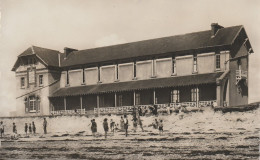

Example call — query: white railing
[94,100,216,115]
[51,109,85,115]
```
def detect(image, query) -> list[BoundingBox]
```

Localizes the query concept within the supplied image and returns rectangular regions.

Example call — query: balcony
[51,109,85,115]
[236,70,247,85]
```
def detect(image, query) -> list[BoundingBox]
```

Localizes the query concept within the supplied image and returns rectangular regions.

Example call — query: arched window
[24,95,41,113]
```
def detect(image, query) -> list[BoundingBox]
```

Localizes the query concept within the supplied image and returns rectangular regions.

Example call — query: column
[97,95,100,116]
[80,96,83,113]
[64,97,67,111]
[133,91,136,106]
[196,86,199,107]
[153,89,156,104]
[114,93,117,107]
[216,85,221,106]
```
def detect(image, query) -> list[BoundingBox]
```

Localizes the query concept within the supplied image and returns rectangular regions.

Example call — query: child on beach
[13,123,17,134]
[91,119,97,137]
[158,120,163,136]
[123,115,129,137]
[0,121,3,138]
[137,116,144,132]
[25,123,28,135]
[103,118,109,139]
[43,118,47,134]
[110,119,115,133]
[29,124,32,134]
[120,116,124,131]
[132,116,137,132]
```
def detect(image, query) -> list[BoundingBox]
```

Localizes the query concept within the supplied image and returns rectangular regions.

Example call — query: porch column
[153,89,156,104]
[97,95,100,116]
[196,86,199,107]
[80,96,83,111]
[114,93,117,107]
[64,97,67,111]
[216,85,222,106]
[133,91,136,105]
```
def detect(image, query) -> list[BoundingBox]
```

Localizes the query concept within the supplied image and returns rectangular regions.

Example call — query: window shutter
[37,99,41,113]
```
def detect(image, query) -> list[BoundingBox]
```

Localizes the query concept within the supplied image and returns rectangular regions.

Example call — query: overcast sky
[0,0,259,116]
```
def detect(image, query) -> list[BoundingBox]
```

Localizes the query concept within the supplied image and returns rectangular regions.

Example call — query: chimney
[64,47,78,59]
[211,23,224,37]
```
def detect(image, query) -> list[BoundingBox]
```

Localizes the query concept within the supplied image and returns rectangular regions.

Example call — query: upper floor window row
[64,51,228,86]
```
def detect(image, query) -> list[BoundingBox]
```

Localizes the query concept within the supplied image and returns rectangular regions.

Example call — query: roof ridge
[73,25,243,54]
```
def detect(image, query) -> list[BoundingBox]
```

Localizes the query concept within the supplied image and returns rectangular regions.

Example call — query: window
[98,66,101,82]
[21,77,25,88]
[172,57,176,75]
[134,61,137,78]
[193,54,197,73]
[135,92,141,105]
[116,64,119,80]
[216,53,220,70]
[39,75,43,86]
[82,69,85,84]
[237,59,241,70]
[171,89,179,103]
[191,88,199,102]
[29,96,36,112]
[66,70,69,85]
[118,94,123,106]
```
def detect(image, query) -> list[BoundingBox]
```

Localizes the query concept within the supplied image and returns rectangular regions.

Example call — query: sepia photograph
[0,0,259,159]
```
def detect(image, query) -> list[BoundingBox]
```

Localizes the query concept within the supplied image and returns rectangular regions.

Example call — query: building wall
[220,51,230,70]
[68,69,82,87]
[197,52,215,73]
[136,60,152,80]
[176,55,193,76]
[66,96,80,110]
[118,63,134,82]
[82,95,97,110]
[229,45,248,106]
[155,58,172,78]
[60,71,66,88]
[156,88,171,104]
[85,67,98,85]
[100,65,116,83]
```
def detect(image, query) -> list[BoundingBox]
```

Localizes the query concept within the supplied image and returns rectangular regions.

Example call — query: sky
[0,0,259,116]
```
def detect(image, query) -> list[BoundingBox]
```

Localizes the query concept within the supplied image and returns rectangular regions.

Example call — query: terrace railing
[93,100,216,115]
[51,109,85,115]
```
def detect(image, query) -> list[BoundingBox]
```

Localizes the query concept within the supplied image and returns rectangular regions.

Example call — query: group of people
[0,118,48,138]
[90,108,164,138]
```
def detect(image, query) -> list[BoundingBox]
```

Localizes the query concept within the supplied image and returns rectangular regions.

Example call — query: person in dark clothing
[138,107,143,116]
[103,118,109,139]
[25,123,28,135]
[91,119,97,137]
[153,105,158,115]
[123,114,129,137]
[32,121,36,134]
[43,118,47,134]
[13,123,17,134]
[132,116,138,132]
[29,124,32,134]
[110,119,115,133]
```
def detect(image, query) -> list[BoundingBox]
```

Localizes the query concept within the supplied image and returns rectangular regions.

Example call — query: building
[12,23,253,116]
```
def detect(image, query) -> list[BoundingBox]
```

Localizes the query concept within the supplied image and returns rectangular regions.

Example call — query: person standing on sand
[43,118,47,134]
[123,115,129,137]
[110,119,115,133]
[13,123,17,134]
[91,119,97,137]
[103,118,109,139]
[32,122,36,134]
[158,120,163,136]
[0,121,4,138]
[132,116,137,132]
[29,124,32,134]
[25,123,28,135]
[120,116,124,131]
[137,116,144,132]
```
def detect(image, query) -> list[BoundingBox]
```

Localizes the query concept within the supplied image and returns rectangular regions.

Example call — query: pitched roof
[61,25,243,67]
[12,46,60,71]
[50,72,223,97]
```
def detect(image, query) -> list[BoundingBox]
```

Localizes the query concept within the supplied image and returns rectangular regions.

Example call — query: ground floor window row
[50,85,216,112]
